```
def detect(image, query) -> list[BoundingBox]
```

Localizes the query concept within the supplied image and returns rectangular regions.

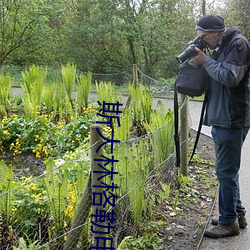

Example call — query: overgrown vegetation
[0,64,180,249]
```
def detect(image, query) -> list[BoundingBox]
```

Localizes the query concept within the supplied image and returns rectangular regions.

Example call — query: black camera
[176,36,208,64]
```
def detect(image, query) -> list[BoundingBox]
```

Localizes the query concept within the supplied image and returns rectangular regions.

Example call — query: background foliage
[1,0,248,80]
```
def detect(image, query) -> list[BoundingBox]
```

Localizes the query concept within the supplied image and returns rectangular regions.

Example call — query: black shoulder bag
[174,58,210,168]
[175,58,208,97]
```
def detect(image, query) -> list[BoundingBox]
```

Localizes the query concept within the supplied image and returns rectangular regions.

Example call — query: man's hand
[192,47,207,64]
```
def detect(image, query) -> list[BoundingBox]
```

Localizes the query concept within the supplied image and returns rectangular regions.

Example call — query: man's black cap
[195,15,225,32]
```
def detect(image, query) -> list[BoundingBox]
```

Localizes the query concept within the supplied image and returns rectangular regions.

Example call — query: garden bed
[0,65,217,249]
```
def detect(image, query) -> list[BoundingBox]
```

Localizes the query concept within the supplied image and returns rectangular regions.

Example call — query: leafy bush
[0,106,98,158]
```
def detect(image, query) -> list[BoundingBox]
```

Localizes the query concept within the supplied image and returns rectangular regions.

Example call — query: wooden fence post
[133,63,138,86]
[63,174,92,250]
[180,94,188,176]
[90,124,106,245]
[63,124,104,249]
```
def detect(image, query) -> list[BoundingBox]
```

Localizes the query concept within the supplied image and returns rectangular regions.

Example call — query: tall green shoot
[21,65,47,118]
[145,100,174,164]
[0,73,12,117]
[43,159,68,232]
[76,72,92,112]
[52,82,73,122]
[112,138,151,226]
[43,84,55,114]
[0,161,14,222]
[129,83,152,134]
[61,63,76,102]
[96,81,122,104]
[113,109,132,141]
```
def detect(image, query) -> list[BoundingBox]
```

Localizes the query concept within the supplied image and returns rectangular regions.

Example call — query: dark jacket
[203,26,250,128]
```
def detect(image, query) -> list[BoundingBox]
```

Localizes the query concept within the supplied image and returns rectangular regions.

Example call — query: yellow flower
[65,205,74,218]
[26,183,37,191]
[43,147,49,157]
[32,193,42,201]
[12,207,17,212]
[36,152,41,159]
[14,149,22,155]
[71,195,76,204]
[21,176,32,181]
[67,189,77,204]
[3,130,9,135]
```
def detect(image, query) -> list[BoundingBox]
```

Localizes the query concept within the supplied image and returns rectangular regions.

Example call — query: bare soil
[160,130,217,250]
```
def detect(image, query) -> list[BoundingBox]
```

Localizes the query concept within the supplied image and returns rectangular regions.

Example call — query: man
[192,15,250,238]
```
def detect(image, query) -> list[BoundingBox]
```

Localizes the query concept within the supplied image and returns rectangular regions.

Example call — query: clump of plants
[0,107,97,158]
[0,73,12,117]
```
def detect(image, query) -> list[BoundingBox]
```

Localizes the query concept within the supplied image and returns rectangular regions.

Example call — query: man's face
[196,30,221,49]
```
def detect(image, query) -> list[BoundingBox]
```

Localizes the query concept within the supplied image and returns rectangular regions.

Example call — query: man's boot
[211,214,247,229]
[204,222,240,238]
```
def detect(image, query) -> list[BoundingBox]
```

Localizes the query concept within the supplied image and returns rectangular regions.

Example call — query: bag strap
[174,80,181,168]
[188,91,208,164]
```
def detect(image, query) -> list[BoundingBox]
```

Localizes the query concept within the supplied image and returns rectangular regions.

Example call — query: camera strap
[189,91,208,164]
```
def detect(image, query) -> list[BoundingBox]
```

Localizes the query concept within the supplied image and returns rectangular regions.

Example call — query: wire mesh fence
[0,65,190,249]
[1,64,174,97]
[138,68,175,95]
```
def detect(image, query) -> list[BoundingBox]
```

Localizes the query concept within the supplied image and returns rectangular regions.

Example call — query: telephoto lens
[176,36,208,63]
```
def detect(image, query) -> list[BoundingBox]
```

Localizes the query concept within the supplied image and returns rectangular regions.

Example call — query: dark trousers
[211,126,249,225]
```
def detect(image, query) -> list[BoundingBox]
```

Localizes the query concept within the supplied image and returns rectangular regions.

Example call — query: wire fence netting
[0,64,175,96]
[0,67,191,249]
